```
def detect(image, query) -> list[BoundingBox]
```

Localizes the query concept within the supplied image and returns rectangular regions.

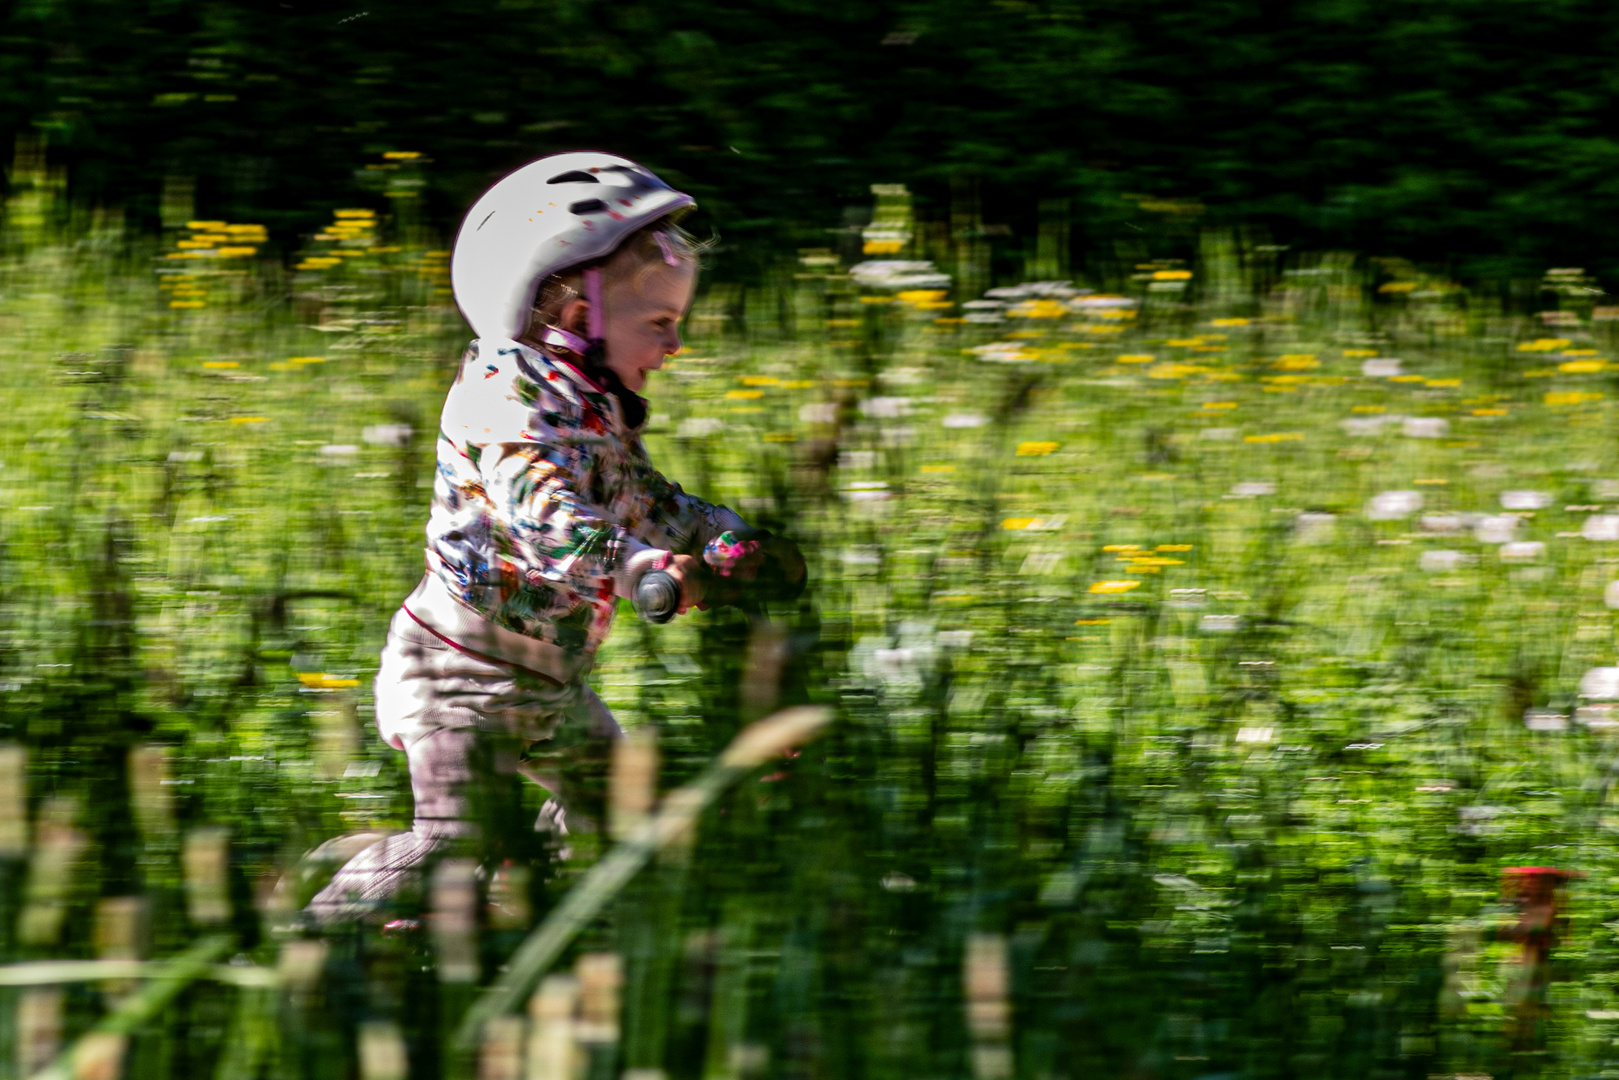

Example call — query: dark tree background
[7,0,1619,280]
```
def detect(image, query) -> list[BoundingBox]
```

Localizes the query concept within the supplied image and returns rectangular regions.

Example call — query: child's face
[599,264,696,394]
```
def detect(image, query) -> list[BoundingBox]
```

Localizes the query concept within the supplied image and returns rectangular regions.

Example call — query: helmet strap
[582,266,607,368]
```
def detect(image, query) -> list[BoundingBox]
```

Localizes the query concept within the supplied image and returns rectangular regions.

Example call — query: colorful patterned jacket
[402,337,745,685]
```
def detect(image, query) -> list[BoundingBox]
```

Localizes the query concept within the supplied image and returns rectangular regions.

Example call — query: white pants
[307,606,619,920]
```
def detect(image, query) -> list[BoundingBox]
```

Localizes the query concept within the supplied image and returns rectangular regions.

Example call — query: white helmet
[450,151,696,342]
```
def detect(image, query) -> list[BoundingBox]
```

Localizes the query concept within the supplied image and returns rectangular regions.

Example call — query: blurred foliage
[5,0,1619,279]
[1,181,1619,1078]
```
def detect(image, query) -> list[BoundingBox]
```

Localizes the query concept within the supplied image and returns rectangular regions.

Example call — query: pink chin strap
[538,266,605,358]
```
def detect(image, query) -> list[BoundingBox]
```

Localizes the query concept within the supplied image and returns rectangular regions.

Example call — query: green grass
[2,210,1619,1079]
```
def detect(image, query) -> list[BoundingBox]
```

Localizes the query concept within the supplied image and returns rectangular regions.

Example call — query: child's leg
[307,725,527,918]
[305,609,571,923]
[519,686,622,836]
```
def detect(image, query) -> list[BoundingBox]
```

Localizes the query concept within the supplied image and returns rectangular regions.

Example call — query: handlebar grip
[634,569,682,624]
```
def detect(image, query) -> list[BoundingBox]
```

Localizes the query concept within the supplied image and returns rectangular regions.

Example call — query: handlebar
[633,569,683,624]
[634,534,807,625]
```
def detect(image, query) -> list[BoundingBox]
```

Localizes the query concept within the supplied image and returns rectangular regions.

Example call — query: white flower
[362,423,413,447]
[849,260,950,291]
[1403,417,1449,438]
[842,481,890,503]
[1524,709,1569,732]
[860,396,911,419]
[1584,515,1619,541]
[1069,295,1137,311]
[319,444,359,457]
[1235,727,1274,744]
[1419,514,1473,534]
[1420,550,1471,572]
[1341,416,1390,436]
[677,417,725,438]
[1367,490,1423,520]
[1200,614,1242,632]
[1604,580,1619,609]
[1200,427,1239,441]
[1592,479,1619,500]
[1361,358,1402,377]
[941,413,987,428]
[1499,541,1546,561]
[1500,490,1552,510]
[798,402,839,424]
[1474,515,1521,544]
[1581,667,1619,699]
[1230,481,1275,497]
[1578,704,1619,730]
[1294,512,1336,541]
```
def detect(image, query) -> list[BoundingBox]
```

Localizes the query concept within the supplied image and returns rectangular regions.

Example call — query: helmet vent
[569,199,606,215]
[548,171,599,185]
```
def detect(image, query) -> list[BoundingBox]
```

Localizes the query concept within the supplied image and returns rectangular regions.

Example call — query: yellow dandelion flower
[1016,441,1059,456]
[1546,391,1604,405]
[1101,544,1140,552]
[1202,402,1238,410]
[1089,580,1142,594]
[1152,270,1192,281]
[201,361,238,369]
[1001,517,1039,530]
[724,389,765,400]
[740,376,780,386]
[1156,544,1193,552]
[1560,360,1606,373]
[1116,354,1154,364]
[295,673,361,689]
[1342,349,1379,357]
[1518,338,1573,352]
[1210,318,1250,327]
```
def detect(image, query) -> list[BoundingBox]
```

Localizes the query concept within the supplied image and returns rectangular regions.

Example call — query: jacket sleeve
[620,434,748,554]
[480,440,668,602]
[633,466,749,556]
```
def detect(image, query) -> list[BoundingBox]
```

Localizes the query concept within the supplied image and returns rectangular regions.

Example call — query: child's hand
[665,554,708,614]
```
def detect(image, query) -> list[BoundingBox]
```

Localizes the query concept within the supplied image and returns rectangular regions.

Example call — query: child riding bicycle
[308,152,803,921]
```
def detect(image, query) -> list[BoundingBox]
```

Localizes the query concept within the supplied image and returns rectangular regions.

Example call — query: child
[308,152,802,921]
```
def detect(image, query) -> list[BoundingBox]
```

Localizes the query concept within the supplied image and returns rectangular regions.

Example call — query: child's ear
[558,297,590,336]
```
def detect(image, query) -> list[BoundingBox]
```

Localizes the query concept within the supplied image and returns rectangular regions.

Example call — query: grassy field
[2,206,1619,1080]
